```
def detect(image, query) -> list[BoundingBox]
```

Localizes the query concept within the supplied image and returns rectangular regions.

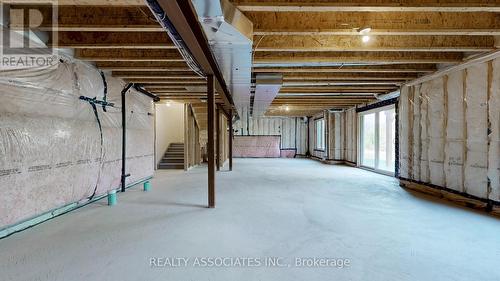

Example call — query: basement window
[315,118,325,151]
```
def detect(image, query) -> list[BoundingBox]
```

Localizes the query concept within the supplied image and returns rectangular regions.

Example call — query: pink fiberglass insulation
[233,136,281,158]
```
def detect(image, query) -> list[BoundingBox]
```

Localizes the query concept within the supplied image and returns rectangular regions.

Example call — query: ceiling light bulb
[285,106,290,111]
[166,101,172,107]
[362,35,370,43]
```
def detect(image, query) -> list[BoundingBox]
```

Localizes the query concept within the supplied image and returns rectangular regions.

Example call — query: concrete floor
[1,158,500,281]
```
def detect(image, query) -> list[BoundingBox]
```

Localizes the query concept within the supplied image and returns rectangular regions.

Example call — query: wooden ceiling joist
[112,71,203,79]
[277,94,377,98]
[151,92,207,95]
[254,35,495,52]
[272,97,375,102]
[54,32,495,53]
[124,79,206,84]
[253,64,437,73]
[54,32,174,49]
[282,81,403,87]
[145,88,194,92]
[278,91,390,95]
[9,0,145,5]
[136,79,207,85]
[280,87,394,93]
[281,73,418,80]
[254,51,464,64]
[231,0,500,12]
[266,109,348,116]
[114,71,416,80]
[145,85,205,90]
[96,61,192,71]
[75,49,184,61]
[15,0,496,117]
[246,11,500,36]
[10,5,160,32]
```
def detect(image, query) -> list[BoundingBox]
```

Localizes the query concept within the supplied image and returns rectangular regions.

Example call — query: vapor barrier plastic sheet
[399,86,410,179]
[332,112,343,159]
[444,73,465,192]
[489,59,500,201]
[345,109,357,163]
[464,64,489,198]
[0,57,154,228]
[426,78,445,187]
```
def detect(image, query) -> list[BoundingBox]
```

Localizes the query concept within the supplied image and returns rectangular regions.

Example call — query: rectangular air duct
[191,0,253,117]
[252,73,283,117]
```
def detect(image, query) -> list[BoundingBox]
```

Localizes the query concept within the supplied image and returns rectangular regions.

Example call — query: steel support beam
[216,107,221,171]
[228,109,233,171]
[207,75,216,208]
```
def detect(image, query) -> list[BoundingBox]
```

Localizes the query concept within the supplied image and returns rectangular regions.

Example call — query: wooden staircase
[158,143,184,169]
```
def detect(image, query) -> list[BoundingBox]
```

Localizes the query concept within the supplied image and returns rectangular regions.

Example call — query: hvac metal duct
[191,0,253,117]
[252,73,283,117]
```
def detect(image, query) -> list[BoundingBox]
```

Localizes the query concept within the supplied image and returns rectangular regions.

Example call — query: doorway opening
[359,105,396,176]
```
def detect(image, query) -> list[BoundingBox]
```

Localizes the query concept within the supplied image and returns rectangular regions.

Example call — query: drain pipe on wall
[120,84,160,192]
[121,83,160,193]
[121,83,134,192]
[133,84,161,102]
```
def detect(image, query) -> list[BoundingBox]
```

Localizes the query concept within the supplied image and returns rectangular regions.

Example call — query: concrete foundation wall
[399,57,500,202]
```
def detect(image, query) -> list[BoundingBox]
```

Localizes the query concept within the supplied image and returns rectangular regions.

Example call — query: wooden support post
[228,109,233,171]
[207,75,215,208]
[216,107,221,171]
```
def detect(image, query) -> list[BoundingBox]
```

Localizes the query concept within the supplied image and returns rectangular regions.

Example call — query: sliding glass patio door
[359,105,396,175]
[361,112,376,168]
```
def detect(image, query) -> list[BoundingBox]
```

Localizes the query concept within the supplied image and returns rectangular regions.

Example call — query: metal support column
[207,75,216,208]
[216,107,220,171]
[228,109,233,171]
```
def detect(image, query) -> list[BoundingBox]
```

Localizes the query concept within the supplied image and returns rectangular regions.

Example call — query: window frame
[314,118,325,151]
[358,104,396,176]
